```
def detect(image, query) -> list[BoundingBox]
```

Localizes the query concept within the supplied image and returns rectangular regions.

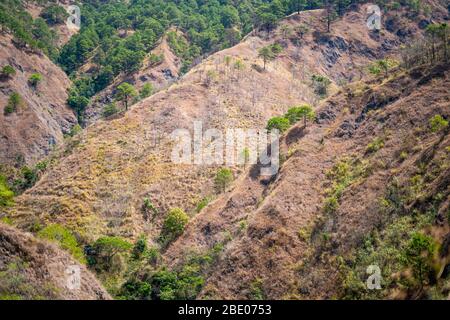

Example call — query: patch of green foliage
[311,74,331,96]
[160,208,189,245]
[0,0,59,59]
[103,103,119,118]
[266,116,290,132]
[28,73,42,88]
[38,224,86,263]
[1,65,16,78]
[429,115,448,133]
[366,137,385,154]
[196,196,213,213]
[4,92,23,115]
[214,168,233,193]
[0,175,14,207]
[119,243,224,300]
[323,157,372,214]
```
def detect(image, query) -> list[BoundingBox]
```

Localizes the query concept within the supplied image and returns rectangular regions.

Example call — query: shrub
[366,137,384,154]
[399,151,408,162]
[196,196,212,213]
[1,65,16,78]
[0,175,14,207]
[311,74,331,96]
[160,208,189,244]
[28,73,42,88]
[38,224,85,263]
[404,232,435,284]
[4,92,23,115]
[429,115,448,132]
[139,83,153,99]
[250,278,264,300]
[142,198,158,220]
[214,168,233,193]
[148,53,163,65]
[266,116,290,132]
[69,124,82,137]
[132,235,147,259]
[103,103,119,118]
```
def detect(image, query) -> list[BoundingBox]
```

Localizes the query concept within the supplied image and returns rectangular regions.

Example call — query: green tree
[91,236,132,268]
[28,73,42,88]
[404,233,435,287]
[267,116,290,132]
[285,105,316,126]
[161,208,189,244]
[258,44,282,70]
[115,82,137,110]
[40,4,69,25]
[214,168,234,193]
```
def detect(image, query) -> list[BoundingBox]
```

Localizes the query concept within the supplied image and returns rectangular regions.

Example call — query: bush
[366,137,384,154]
[139,83,153,99]
[28,73,42,88]
[429,115,448,132]
[160,208,189,244]
[0,176,14,207]
[1,65,16,78]
[69,124,82,137]
[4,92,23,115]
[142,198,158,220]
[266,116,290,132]
[214,168,233,193]
[132,235,147,259]
[103,103,119,118]
[196,196,212,213]
[311,74,331,96]
[38,224,85,263]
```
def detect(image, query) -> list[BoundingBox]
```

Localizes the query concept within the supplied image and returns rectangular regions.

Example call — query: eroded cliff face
[0,223,111,300]
[0,34,76,166]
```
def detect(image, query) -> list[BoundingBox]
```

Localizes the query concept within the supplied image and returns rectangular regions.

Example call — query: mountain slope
[2,3,449,300]
[0,34,77,166]
[0,222,110,300]
[163,62,449,299]
[7,5,426,239]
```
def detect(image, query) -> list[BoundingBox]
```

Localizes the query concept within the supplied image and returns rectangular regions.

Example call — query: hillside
[5,5,412,237]
[83,31,183,124]
[0,222,110,300]
[164,62,449,299]
[0,1,449,300]
[0,33,76,166]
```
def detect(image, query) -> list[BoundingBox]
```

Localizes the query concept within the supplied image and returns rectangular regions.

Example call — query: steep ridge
[3,3,449,300]
[6,5,430,242]
[163,62,449,299]
[0,33,77,166]
[0,222,110,300]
